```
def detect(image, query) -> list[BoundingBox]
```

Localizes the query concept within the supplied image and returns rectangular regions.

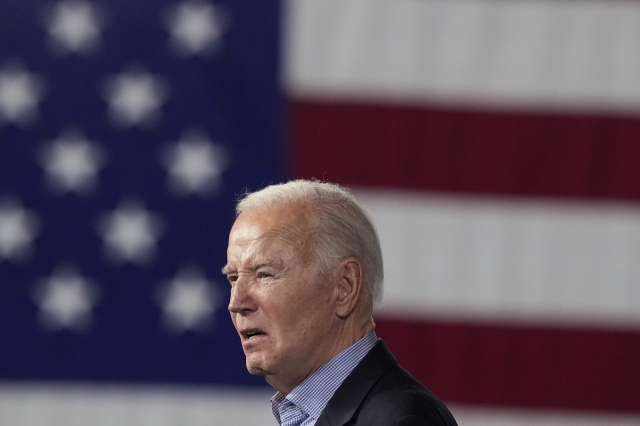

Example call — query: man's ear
[335,258,363,318]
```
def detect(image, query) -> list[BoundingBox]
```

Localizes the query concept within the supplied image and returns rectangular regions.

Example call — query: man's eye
[257,272,273,279]
[227,275,238,283]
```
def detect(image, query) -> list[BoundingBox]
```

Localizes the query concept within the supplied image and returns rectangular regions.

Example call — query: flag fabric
[1,0,280,424]
[285,0,640,424]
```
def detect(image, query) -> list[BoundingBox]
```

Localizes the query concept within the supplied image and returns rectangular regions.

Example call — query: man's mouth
[241,329,266,340]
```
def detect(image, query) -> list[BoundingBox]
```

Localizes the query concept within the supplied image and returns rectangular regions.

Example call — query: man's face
[224,203,340,393]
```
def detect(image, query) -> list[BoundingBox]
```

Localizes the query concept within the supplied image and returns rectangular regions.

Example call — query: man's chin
[245,360,269,377]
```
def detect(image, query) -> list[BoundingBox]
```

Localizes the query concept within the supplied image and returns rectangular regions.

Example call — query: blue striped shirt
[271,332,378,426]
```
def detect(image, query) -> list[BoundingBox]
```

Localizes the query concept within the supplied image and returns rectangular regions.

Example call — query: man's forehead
[223,236,306,276]
[233,203,314,241]
[228,227,308,258]
[226,205,315,267]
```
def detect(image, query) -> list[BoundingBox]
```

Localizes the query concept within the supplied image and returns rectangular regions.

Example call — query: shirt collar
[271,332,378,424]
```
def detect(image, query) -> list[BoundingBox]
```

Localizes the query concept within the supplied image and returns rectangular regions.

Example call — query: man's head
[223,180,383,393]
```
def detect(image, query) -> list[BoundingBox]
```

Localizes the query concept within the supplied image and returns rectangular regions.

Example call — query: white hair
[236,179,384,305]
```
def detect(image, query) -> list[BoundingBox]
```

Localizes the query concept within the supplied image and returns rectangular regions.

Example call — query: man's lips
[239,328,267,341]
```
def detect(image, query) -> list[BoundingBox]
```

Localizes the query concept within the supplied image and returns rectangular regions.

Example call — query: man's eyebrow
[221,261,282,276]
[254,261,281,270]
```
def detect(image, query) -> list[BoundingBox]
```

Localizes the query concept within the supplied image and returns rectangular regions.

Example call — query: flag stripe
[3,383,640,425]
[375,318,640,413]
[284,0,640,113]
[0,383,274,426]
[449,404,640,426]
[291,100,640,200]
[356,190,640,327]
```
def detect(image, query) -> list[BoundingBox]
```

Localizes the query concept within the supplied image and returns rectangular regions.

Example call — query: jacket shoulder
[353,364,458,426]
[319,340,457,426]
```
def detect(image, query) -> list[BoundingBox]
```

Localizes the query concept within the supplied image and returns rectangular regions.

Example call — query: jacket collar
[314,340,397,426]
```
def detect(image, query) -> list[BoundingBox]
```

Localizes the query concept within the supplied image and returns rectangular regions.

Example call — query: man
[223,180,457,426]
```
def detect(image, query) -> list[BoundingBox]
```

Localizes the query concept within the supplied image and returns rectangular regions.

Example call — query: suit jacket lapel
[315,341,397,426]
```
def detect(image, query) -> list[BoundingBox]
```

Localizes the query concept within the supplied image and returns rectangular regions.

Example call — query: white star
[102,70,169,129]
[33,266,100,331]
[0,63,46,126]
[44,1,103,55]
[166,2,226,57]
[161,130,229,197]
[37,129,106,195]
[96,199,165,264]
[157,267,220,333]
[0,197,41,262]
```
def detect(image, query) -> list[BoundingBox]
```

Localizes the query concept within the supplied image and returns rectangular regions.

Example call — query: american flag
[3,0,640,425]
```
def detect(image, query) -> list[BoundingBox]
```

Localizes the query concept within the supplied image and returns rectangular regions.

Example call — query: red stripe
[375,317,640,413]
[290,99,640,200]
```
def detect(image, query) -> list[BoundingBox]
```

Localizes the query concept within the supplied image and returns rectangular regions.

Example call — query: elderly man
[223,180,457,426]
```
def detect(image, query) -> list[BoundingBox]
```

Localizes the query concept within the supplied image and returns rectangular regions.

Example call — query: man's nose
[228,277,257,314]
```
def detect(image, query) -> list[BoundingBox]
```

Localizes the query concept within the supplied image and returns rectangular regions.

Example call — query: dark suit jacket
[315,340,458,426]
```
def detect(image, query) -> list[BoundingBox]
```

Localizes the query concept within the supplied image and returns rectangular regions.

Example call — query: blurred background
[1,0,639,424]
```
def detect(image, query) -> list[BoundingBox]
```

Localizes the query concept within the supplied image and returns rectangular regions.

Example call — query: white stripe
[0,382,275,426]
[353,189,640,328]
[3,384,639,426]
[284,0,640,113]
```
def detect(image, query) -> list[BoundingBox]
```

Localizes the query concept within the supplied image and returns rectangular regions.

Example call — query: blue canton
[0,0,283,386]
[271,332,379,426]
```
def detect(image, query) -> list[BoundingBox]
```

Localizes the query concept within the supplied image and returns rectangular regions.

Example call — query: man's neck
[267,318,376,394]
